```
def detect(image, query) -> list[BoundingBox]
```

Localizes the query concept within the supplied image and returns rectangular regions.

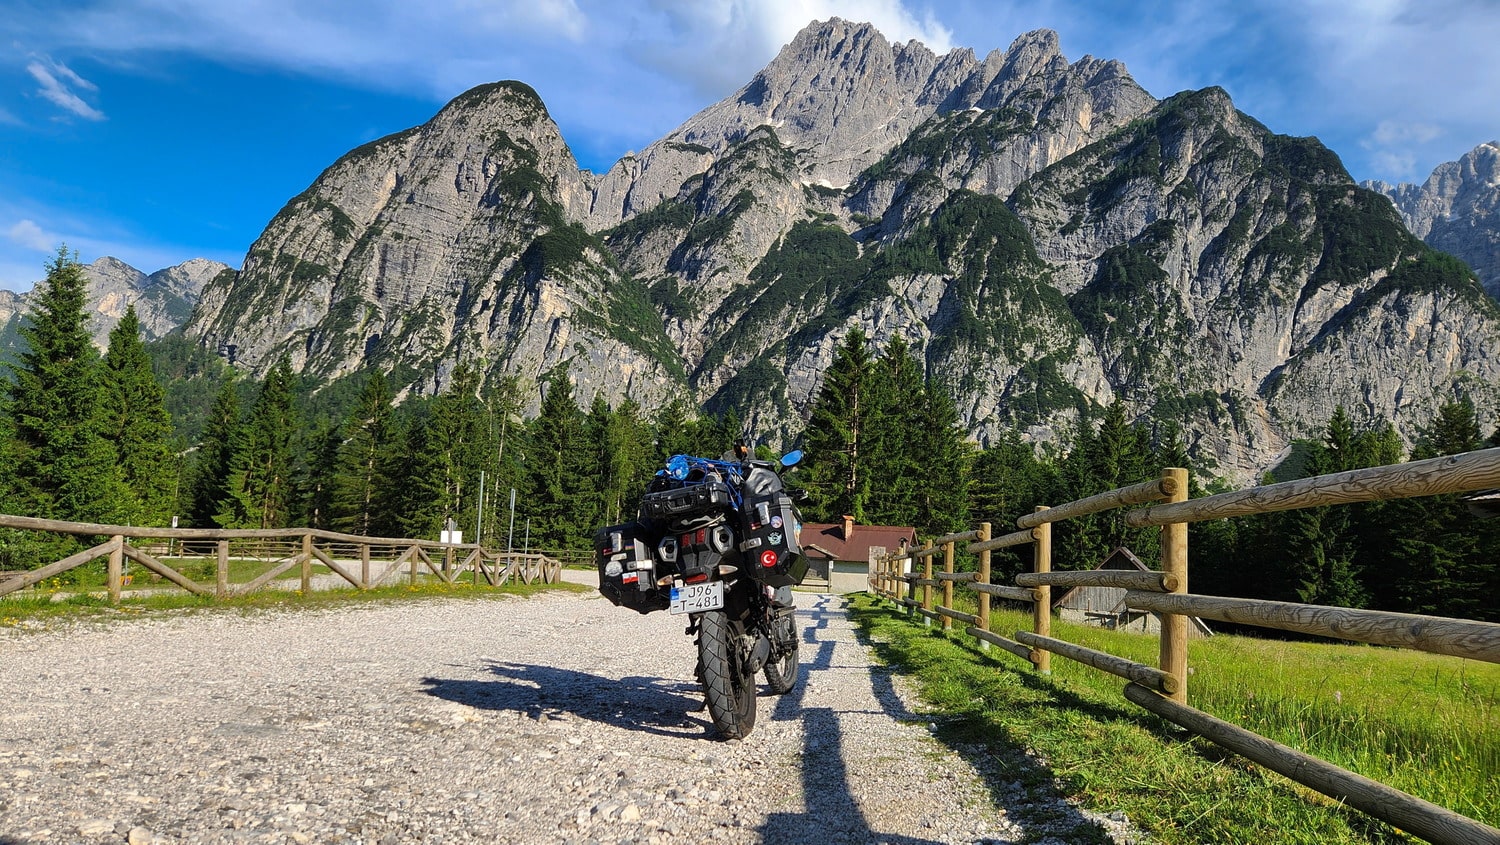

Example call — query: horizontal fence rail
[1126,592,1500,664]
[1126,446,1500,527]
[0,513,562,601]
[868,455,1500,844]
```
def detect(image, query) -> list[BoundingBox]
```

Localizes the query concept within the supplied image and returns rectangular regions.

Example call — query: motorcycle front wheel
[697,609,757,739]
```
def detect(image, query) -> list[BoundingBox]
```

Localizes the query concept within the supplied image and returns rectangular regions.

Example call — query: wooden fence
[870,447,1500,845]
[0,514,561,601]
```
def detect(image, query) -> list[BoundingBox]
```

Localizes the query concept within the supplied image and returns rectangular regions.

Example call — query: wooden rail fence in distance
[0,514,562,601]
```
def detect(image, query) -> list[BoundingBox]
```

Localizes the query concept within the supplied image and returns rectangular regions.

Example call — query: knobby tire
[697,609,756,739]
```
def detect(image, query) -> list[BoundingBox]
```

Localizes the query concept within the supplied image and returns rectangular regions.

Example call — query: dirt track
[0,586,1128,844]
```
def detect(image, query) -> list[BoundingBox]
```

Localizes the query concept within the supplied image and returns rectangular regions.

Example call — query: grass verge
[849,592,1498,844]
[0,579,591,630]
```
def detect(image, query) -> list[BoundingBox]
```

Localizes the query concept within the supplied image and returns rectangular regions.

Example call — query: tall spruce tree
[800,328,875,523]
[652,397,697,465]
[385,406,447,539]
[909,376,973,536]
[185,379,240,527]
[332,371,395,535]
[430,363,495,541]
[102,304,177,526]
[525,367,592,549]
[477,374,526,546]
[864,337,924,527]
[217,358,298,528]
[299,417,342,530]
[588,396,654,527]
[6,246,129,524]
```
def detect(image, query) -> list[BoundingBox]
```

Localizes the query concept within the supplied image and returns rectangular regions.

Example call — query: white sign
[441,530,463,544]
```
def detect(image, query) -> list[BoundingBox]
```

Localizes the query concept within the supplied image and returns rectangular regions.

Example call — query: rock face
[185,81,679,405]
[183,19,1500,482]
[0,256,226,354]
[1367,141,1500,299]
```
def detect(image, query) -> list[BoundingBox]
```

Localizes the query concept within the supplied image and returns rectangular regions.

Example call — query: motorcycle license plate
[669,581,724,615]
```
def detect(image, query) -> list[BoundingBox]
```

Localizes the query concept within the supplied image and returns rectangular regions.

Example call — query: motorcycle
[593,448,809,739]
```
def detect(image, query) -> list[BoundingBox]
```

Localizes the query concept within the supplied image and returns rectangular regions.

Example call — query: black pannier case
[593,521,669,614]
[737,465,809,588]
[640,481,735,520]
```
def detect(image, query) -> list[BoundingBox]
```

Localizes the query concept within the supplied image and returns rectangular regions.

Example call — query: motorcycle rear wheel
[763,615,800,695]
[697,609,757,739]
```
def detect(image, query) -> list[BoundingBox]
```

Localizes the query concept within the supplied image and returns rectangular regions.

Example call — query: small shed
[1053,547,1213,638]
[799,515,917,594]
[1463,489,1500,519]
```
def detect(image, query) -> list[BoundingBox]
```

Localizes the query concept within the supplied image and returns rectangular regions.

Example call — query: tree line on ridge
[1,249,1495,622]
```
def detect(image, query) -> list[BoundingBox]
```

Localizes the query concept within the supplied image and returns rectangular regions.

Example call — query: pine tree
[185,380,240,527]
[1090,401,1155,559]
[217,358,298,528]
[102,304,177,525]
[589,396,654,526]
[1261,409,1365,607]
[1371,399,1492,618]
[969,430,1057,581]
[800,328,875,523]
[429,362,496,541]
[864,337,924,527]
[910,376,972,536]
[299,416,342,530]
[652,396,696,465]
[525,367,592,549]
[6,246,130,524]
[332,371,394,535]
[386,407,447,539]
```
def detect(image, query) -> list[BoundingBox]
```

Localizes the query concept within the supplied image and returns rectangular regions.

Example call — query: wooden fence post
[301,534,313,594]
[107,535,124,604]
[1160,467,1189,703]
[921,540,934,627]
[410,544,419,586]
[216,541,229,597]
[977,522,992,652]
[942,539,955,630]
[360,544,371,589]
[1033,506,1052,675]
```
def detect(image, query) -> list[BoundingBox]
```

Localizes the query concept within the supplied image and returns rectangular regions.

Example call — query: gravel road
[0,582,1134,845]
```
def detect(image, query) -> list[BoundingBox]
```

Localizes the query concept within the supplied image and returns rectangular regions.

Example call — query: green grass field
[850,593,1498,844]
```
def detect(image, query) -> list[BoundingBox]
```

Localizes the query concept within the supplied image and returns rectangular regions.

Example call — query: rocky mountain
[181,18,1500,483]
[1367,141,1500,299]
[0,256,227,355]
[185,81,675,400]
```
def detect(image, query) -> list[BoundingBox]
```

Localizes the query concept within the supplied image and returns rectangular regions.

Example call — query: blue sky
[2,0,1497,292]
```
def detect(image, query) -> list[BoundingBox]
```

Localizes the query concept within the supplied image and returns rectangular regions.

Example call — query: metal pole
[507,488,516,556]
[477,469,485,546]
[523,519,530,555]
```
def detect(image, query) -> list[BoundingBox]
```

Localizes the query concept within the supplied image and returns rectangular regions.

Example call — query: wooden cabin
[1053,547,1213,638]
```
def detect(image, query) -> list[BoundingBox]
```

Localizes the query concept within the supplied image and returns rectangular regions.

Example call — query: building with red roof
[798,515,916,593]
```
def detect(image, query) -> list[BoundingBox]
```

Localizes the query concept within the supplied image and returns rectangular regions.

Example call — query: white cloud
[631,0,954,98]
[0,106,22,126]
[5,0,1495,185]
[1370,120,1443,147]
[26,56,106,121]
[6,219,55,252]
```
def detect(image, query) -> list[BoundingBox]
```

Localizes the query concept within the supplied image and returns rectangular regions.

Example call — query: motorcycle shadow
[420,660,714,739]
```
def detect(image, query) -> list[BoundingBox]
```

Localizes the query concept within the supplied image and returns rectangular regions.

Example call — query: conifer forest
[3,249,1496,623]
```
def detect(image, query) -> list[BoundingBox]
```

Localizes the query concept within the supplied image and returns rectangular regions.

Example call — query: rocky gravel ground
[0,583,1138,845]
